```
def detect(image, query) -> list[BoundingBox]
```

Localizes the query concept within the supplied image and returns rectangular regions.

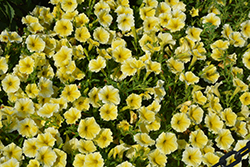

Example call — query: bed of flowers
[0,0,250,166]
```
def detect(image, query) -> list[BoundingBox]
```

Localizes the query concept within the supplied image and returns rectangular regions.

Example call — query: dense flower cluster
[1,0,250,166]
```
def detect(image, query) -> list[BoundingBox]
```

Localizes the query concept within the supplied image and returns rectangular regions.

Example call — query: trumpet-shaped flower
[156,132,178,154]
[221,108,237,127]
[121,58,137,76]
[94,128,113,148]
[179,71,199,85]
[19,56,35,74]
[38,103,59,118]
[0,57,8,75]
[89,87,101,108]
[192,91,207,105]
[117,13,135,31]
[188,105,204,124]
[202,13,221,28]
[54,46,72,67]
[75,13,89,27]
[61,0,77,12]
[73,154,86,167]
[99,103,118,121]
[126,93,142,110]
[242,50,250,69]
[88,56,106,73]
[77,139,96,154]
[215,129,234,150]
[3,142,22,161]
[229,32,246,47]
[94,1,110,16]
[98,9,113,27]
[38,77,54,98]
[37,132,56,148]
[23,138,38,158]
[143,16,159,33]
[186,26,202,41]
[117,161,135,167]
[210,40,229,50]
[182,147,202,166]
[171,112,191,132]
[148,149,167,167]
[61,84,81,102]
[93,27,110,44]
[221,24,233,39]
[25,35,45,52]
[78,117,101,140]
[203,152,220,166]
[240,92,250,105]
[64,107,81,124]
[17,118,38,137]
[201,65,220,84]
[166,18,185,32]
[75,27,91,43]
[53,148,67,167]
[54,19,73,37]
[112,46,132,63]
[2,74,20,93]
[98,85,120,105]
[84,152,104,167]
[14,98,35,117]
[205,112,223,134]
[138,106,155,123]
[167,57,184,74]
[189,129,208,148]
[1,158,19,167]
[241,20,250,38]
[145,60,161,74]
[134,133,155,147]
[36,146,57,167]
[139,6,155,20]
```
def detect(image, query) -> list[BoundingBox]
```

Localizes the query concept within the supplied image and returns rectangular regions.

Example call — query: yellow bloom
[94,128,113,148]
[93,27,110,44]
[240,92,250,105]
[235,120,247,137]
[192,90,207,105]
[205,112,223,134]
[54,19,73,37]
[241,20,250,38]
[202,13,221,28]
[201,65,220,84]
[61,0,77,12]
[27,159,40,167]
[22,15,38,25]
[37,132,56,148]
[186,26,202,42]
[94,1,110,16]
[145,60,161,74]
[221,24,233,39]
[134,133,155,147]
[126,93,142,110]
[203,152,220,166]
[84,152,104,167]
[189,129,208,148]
[156,2,171,16]
[166,57,184,74]
[37,103,59,118]
[78,117,101,140]
[23,138,38,158]
[139,6,155,20]
[38,77,54,98]
[179,71,199,85]
[190,7,199,17]
[148,149,167,167]
[64,107,81,124]
[99,103,118,121]
[229,32,246,47]
[25,35,45,52]
[74,13,89,27]
[112,45,132,63]
[28,22,44,33]
[0,57,8,75]
[2,74,20,93]
[61,84,81,102]
[73,97,90,111]
[117,120,131,132]
[143,16,159,33]
[234,140,249,159]
[19,56,35,74]
[211,40,229,50]
[77,139,96,154]
[17,118,38,137]
[171,112,191,132]
[182,147,202,166]
[115,6,133,15]
[36,146,57,167]
[188,105,204,124]
[166,18,185,33]
[156,132,177,154]
[53,46,72,67]
[88,56,106,73]
[158,13,172,27]
[117,161,135,167]
[97,9,113,27]
[1,158,19,167]
[73,154,86,167]
[98,85,120,105]
[138,106,155,123]
[242,50,250,69]
[146,116,161,131]
[53,148,67,167]
[221,108,237,127]
[215,129,234,150]
[88,87,101,108]
[144,0,158,8]
[121,57,137,76]
[14,98,35,117]
[75,27,91,43]
[3,142,22,161]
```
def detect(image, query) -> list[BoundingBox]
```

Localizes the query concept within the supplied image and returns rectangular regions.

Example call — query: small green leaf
[5,1,15,23]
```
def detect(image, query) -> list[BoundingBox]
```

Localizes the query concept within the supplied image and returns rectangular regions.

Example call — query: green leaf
[5,1,15,24]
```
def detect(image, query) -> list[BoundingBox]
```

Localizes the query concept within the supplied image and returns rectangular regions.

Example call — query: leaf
[4,1,15,23]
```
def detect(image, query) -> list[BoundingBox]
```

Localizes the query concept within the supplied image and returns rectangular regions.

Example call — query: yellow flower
[37,132,56,148]
[192,90,207,105]
[61,0,77,12]
[145,60,161,74]
[93,27,110,44]
[0,57,8,75]
[97,9,113,27]
[74,13,89,27]
[121,57,137,76]
[112,45,132,63]
[1,158,19,167]
[166,57,184,74]
[188,105,204,124]
[37,103,59,118]
[17,118,38,137]
[77,139,96,154]
[3,142,22,161]
[117,13,134,32]
[147,100,161,113]
[54,19,73,37]
[240,92,250,105]
[201,65,220,84]
[182,147,202,166]
[186,26,202,42]
[235,120,248,137]
[156,132,178,154]
[23,138,38,158]
[2,74,20,93]
[138,106,155,123]
[126,93,142,110]
[241,20,250,38]
[148,149,167,167]
[94,1,110,16]
[27,22,44,33]
[211,40,229,50]
[19,56,35,74]
[242,50,250,69]
[215,129,234,150]
[36,146,57,167]
[27,159,40,167]
[144,0,158,8]
[84,152,104,167]
[115,6,133,15]
[166,18,185,33]
[88,87,101,108]
[25,35,45,52]
[234,140,249,159]
[179,71,199,85]
[134,133,155,147]
[21,15,38,25]
[53,46,72,67]
[88,56,106,73]
[53,148,67,167]
[205,112,223,134]
[64,107,81,124]
[221,108,237,127]
[158,13,172,27]
[117,161,135,167]
[73,97,90,111]
[203,152,220,166]
[61,84,81,102]
[189,129,208,148]
[73,154,86,167]
[14,98,35,117]
[94,128,113,148]
[202,13,221,28]
[229,32,246,47]
[117,120,131,132]
[75,27,91,43]
[78,117,101,140]
[98,85,120,105]
[156,2,171,16]
[139,6,155,20]
[171,112,191,132]
[221,24,233,39]
[99,103,118,121]
[190,7,199,17]
[143,16,159,33]
[146,116,161,131]
[38,77,54,98]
